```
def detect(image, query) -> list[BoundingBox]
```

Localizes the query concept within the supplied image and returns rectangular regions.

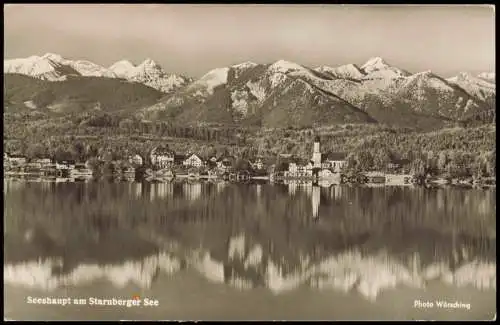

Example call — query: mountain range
[4,53,496,129]
[4,53,192,93]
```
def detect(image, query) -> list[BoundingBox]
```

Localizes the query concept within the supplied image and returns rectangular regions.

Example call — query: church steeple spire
[312,136,322,168]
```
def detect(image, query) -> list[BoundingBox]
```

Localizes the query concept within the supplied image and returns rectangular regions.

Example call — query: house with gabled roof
[216,154,236,172]
[150,146,175,168]
[322,152,348,172]
[129,154,144,167]
[183,153,204,168]
[286,156,312,177]
[32,157,52,167]
[174,154,186,166]
[206,156,218,169]
[8,154,28,166]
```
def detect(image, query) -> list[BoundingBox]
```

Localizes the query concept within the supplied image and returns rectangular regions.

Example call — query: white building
[33,158,52,167]
[4,153,10,168]
[150,147,175,169]
[25,162,42,169]
[318,169,334,179]
[55,161,75,170]
[8,155,27,166]
[288,162,312,177]
[183,154,204,168]
[129,154,144,167]
[310,137,347,173]
[322,153,348,172]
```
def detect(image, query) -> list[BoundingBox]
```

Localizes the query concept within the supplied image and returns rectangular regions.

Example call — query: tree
[86,157,102,174]
[472,156,485,179]
[54,148,74,162]
[73,142,86,162]
[410,158,426,177]
[356,151,374,171]
[234,159,251,171]
[25,143,46,160]
[485,150,496,177]
[373,149,391,171]
[346,153,359,172]
[437,151,448,173]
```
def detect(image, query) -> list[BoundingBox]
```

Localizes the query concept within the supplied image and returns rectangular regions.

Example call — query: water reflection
[183,182,202,201]
[132,182,142,199]
[3,179,496,302]
[150,182,174,201]
[312,186,320,219]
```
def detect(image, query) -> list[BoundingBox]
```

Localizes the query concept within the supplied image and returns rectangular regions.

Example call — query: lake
[3,178,496,321]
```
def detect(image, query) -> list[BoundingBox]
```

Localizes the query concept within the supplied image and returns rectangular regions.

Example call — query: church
[279,136,348,178]
[310,136,348,173]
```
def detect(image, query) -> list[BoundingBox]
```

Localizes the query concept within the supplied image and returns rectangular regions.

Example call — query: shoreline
[3,174,496,188]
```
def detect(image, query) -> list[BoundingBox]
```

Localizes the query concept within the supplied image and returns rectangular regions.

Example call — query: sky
[4,4,495,78]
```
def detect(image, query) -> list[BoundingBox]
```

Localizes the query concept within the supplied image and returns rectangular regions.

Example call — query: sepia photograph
[3,4,496,321]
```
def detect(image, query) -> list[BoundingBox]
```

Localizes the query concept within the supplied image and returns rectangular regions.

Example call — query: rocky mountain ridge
[4,53,495,129]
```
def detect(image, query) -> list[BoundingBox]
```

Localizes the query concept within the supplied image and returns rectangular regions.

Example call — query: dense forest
[3,109,496,178]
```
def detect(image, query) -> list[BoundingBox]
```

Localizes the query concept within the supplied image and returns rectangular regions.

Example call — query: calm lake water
[3,178,496,320]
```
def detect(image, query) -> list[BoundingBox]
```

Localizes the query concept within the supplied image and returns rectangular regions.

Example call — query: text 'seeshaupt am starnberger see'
[26,296,160,307]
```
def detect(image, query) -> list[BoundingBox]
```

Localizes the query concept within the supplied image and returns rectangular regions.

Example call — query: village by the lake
[3,137,496,188]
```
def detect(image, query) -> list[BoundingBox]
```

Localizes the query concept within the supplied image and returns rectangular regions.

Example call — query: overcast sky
[4,4,495,78]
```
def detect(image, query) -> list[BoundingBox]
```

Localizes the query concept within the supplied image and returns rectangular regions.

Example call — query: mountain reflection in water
[3,179,496,302]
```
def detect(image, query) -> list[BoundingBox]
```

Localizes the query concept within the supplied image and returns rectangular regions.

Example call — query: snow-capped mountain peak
[231,61,259,79]
[116,58,192,93]
[268,60,306,74]
[134,59,163,76]
[232,61,258,70]
[315,63,365,80]
[188,67,230,95]
[110,59,135,68]
[447,72,494,86]
[360,56,410,79]
[457,72,474,80]
[361,57,389,73]
[140,58,159,67]
[413,70,434,78]
[477,72,495,83]
[4,53,76,81]
[5,53,191,93]
[108,60,136,78]
[41,53,65,62]
[70,60,117,78]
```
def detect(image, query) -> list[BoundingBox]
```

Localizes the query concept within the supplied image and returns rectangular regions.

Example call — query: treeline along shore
[3,128,496,188]
[3,114,496,186]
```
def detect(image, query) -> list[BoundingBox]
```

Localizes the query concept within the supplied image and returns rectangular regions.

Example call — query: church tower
[312,136,322,168]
